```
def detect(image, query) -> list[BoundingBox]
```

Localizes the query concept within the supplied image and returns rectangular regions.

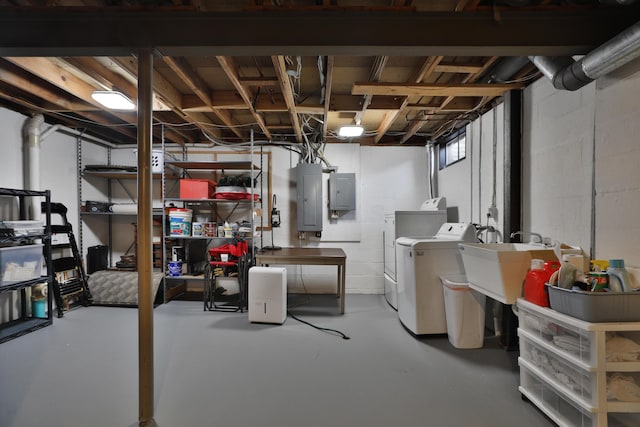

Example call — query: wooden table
[254,247,347,314]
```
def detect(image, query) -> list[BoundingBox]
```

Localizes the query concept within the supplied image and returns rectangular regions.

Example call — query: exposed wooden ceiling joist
[352,82,525,97]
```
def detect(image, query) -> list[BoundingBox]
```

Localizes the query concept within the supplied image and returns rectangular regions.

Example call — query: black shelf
[0,276,49,294]
[0,317,52,344]
[0,187,54,344]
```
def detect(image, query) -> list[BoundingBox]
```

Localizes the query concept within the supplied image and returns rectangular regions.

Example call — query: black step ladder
[42,202,92,317]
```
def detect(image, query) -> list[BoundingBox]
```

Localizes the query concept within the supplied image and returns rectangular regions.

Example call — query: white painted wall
[523,75,595,252]
[0,114,428,304]
[440,57,640,274]
[439,105,505,243]
[593,57,640,265]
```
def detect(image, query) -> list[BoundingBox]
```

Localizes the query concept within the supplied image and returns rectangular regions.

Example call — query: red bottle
[523,260,561,307]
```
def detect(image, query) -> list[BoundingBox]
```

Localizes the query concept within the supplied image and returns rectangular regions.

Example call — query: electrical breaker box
[295,163,322,232]
[329,173,356,211]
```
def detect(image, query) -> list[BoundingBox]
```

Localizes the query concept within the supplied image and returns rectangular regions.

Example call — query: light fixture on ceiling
[91,90,136,111]
[337,125,364,138]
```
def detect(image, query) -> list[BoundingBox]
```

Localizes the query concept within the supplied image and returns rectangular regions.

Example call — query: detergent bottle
[523,259,561,307]
[607,259,632,292]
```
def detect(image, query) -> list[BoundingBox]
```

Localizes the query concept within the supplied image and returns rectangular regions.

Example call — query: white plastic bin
[440,274,486,349]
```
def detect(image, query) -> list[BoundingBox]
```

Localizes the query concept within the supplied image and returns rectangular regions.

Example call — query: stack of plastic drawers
[517,298,640,427]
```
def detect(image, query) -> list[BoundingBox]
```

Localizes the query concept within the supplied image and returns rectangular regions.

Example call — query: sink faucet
[510,231,543,244]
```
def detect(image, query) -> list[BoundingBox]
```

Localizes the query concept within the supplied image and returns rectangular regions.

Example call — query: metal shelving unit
[0,188,54,344]
[163,159,259,309]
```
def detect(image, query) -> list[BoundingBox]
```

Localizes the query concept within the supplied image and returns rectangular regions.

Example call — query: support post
[137,49,155,425]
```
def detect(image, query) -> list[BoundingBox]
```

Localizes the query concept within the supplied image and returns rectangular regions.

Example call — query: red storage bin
[180,179,216,199]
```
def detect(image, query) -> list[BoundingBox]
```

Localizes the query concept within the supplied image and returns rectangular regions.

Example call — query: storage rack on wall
[0,188,54,344]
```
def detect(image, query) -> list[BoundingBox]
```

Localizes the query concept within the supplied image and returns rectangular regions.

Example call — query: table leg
[339,262,346,314]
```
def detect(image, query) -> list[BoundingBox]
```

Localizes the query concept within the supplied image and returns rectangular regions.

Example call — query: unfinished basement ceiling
[0,1,638,146]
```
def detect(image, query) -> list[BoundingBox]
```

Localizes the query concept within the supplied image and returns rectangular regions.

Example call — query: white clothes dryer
[396,223,477,336]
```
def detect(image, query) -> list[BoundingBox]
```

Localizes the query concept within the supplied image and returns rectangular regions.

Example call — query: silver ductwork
[530,20,640,91]
[428,143,439,198]
[22,114,61,218]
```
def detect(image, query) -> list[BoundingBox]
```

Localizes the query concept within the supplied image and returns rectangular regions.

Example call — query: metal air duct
[530,20,640,91]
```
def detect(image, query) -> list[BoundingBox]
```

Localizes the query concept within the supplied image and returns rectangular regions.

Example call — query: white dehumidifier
[248,266,287,324]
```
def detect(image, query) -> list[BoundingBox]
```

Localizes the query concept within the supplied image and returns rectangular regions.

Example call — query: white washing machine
[396,223,477,335]
[383,197,447,310]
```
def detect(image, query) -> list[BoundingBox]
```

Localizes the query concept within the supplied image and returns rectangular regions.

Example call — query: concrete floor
[0,294,552,427]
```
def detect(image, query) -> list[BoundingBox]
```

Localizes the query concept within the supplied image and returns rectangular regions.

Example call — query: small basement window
[438,129,466,170]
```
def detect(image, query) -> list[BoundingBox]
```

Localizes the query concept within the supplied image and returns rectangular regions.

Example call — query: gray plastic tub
[547,284,640,322]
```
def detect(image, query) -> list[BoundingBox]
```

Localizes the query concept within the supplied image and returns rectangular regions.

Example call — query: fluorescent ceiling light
[91,90,136,110]
[338,125,364,137]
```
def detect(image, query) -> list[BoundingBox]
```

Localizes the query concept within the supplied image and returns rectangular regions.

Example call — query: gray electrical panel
[295,163,322,232]
[329,173,356,211]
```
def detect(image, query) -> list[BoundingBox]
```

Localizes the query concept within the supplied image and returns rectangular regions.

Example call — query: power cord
[286,265,350,340]
[287,311,350,340]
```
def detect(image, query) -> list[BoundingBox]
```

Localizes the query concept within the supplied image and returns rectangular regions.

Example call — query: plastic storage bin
[0,244,44,286]
[547,284,640,322]
[440,274,486,349]
[519,333,596,405]
[519,364,597,427]
[517,300,595,366]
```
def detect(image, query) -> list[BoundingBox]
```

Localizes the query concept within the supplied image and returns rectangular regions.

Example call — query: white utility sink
[458,243,558,305]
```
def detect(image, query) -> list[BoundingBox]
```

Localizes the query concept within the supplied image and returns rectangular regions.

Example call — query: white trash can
[440,274,486,349]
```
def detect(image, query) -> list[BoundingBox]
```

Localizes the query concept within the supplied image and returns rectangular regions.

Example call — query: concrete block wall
[594,57,640,265]
[523,76,595,253]
[440,56,640,272]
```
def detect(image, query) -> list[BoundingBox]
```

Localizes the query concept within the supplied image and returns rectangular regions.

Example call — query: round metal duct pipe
[530,20,640,91]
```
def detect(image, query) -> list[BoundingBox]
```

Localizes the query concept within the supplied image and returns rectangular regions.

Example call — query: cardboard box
[180,179,216,199]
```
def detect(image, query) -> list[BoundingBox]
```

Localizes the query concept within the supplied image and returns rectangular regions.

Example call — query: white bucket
[169,208,192,236]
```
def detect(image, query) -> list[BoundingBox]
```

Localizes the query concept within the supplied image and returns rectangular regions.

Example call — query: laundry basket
[133,149,164,173]
[440,274,486,349]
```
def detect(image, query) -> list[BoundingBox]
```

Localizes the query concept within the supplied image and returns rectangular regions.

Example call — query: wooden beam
[354,55,388,126]
[405,97,481,111]
[434,62,485,74]
[322,55,334,139]
[0,60,95,112]
[163,56,243,139]
[400,56,499,143]
[238,76,279,86]
[272,55,303,143]
[2,9,638,57]
[113,56,222,143]
[330,94,404,112]
[374,55,443,143]
[353,82,524,97]
[216,55,272,140]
